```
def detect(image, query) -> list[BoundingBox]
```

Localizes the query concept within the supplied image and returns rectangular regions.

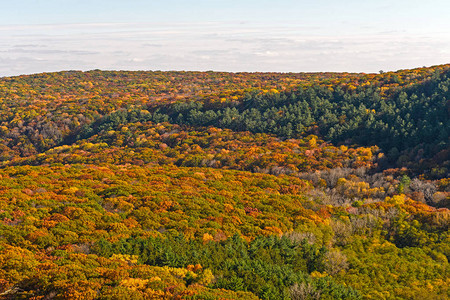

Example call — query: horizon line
[2,63,449,79]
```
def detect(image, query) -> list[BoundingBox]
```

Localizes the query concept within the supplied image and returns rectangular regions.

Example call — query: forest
[0,65,448,299]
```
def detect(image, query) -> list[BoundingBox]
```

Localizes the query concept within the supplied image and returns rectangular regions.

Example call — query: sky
[0,0,449,76]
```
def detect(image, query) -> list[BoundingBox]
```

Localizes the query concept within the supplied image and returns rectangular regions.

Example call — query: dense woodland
[0,65,449,299]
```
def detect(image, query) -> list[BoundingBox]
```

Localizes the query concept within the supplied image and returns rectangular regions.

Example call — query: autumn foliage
[0,65,449,299]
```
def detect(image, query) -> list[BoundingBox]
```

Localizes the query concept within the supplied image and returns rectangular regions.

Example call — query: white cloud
[0,21,449,77]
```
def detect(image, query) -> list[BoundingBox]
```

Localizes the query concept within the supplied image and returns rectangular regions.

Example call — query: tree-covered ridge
[0,65,449,299]
[0,64,448,160]
[140,68,449,177]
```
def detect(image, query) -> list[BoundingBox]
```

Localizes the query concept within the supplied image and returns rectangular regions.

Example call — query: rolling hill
[0,65,449,299]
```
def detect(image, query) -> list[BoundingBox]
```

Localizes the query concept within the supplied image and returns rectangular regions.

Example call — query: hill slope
[0,65,449,299]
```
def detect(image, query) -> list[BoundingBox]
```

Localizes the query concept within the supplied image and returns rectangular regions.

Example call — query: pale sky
[1,0,449,76]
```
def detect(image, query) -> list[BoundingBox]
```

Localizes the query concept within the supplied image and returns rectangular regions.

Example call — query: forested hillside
[0,65,449,299]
